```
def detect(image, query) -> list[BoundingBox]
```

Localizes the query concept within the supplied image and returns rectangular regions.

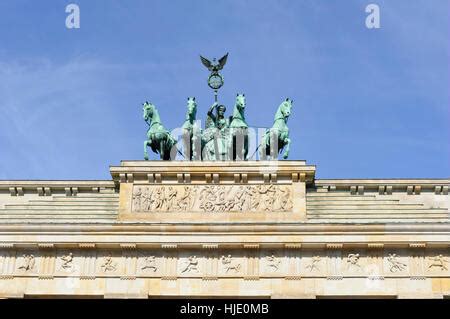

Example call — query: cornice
[314,179,449,194]
[0,222,449,233]
[109,160,317,185]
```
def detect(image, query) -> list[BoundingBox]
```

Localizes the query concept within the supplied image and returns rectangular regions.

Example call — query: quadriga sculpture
[142,96,293,161]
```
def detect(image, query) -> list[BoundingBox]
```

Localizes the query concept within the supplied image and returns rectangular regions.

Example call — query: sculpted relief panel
[0,249,449,280]
[17,254,36,272]
[131,185,293,213]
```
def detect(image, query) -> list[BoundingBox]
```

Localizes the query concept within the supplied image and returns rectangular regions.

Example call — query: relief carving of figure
[18,254,35,271]
[61,253,74,271]
[141,256,158,272]
[233,186,253,211]
[132,187,142,211]
[250,186,261,211]
[153,187,164,210]
[387,253,407,272]
[266,253,281,271]
[199,185,223,212]
[275,187,293,211]
[306,256,321,272]
[142,188,152,211]
[101,254,117,272]
[428,255,448,271]
[165,186,178,210]
[258,184,277,211]
[181,255,199,273]
[346,253,362,271]
[178,186,195,210]
[242,186,254,211]
[221,255,241,273]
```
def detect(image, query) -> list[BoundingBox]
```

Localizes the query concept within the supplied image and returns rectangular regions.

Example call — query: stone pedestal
[110,161,316,223]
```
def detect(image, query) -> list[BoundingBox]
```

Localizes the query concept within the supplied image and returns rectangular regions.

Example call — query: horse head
[235,93,246,112]
[275,98,293,122]
[186,97,197,119]
[143,101,155,122]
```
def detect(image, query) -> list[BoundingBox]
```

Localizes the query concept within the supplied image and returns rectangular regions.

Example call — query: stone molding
[315,179,449,195]
[110,161,317,185]
[0,181,116,196]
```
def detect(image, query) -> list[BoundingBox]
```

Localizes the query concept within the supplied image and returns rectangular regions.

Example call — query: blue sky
[0,0,448,180]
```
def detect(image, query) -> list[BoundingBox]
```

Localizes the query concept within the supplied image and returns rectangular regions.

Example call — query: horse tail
[250,129,270,159]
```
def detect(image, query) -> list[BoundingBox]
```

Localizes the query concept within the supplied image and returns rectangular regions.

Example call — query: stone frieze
[131,184,293,213]
[1,249,449,279]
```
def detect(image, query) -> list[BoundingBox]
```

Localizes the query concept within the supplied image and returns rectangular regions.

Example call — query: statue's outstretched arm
[207,102,218,122]
[208,102,218,113]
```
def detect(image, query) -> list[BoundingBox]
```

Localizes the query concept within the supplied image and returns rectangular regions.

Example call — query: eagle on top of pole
[199,53,228,102]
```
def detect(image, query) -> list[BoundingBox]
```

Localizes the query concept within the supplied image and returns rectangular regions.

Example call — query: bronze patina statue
[259,98,293,160]
[143,101,177,160]
[142,54,293,161]
[181,97,198,160]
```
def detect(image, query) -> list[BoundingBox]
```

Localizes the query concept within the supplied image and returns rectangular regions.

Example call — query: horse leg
[232,132,237,161]
[234,128,245,161]
[169,137,178,160]
[159,139,166,160]
[240,131,247,161]
[270,131,278,160]
[144,139,151,160]
[258,141,264,160]
[259,132,267,160]
[187,131,193,160]
[282,138,291,159]
[244,134,248,160]
[163,136,176,161]
[192,134,199,160]
[182,129,191,160]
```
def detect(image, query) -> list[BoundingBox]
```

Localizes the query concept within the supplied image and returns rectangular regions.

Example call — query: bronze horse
[143,102,177,160]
